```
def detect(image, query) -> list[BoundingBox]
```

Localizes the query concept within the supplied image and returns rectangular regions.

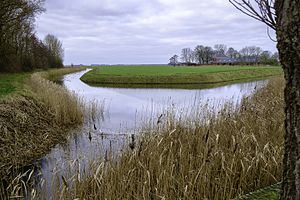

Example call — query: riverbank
[0,67,85,197]
[81,65,282,87]
[59,77,284,199]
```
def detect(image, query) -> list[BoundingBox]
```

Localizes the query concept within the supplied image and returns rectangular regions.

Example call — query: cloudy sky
[36,0,277,65]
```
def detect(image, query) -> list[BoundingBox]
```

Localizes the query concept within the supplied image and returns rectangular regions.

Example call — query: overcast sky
[36,0,277,65]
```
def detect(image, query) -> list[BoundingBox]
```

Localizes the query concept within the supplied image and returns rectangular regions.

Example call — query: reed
[0,67,85,199]
[28,71,83,126]
[60,77,284,199]
[41,67,86,82]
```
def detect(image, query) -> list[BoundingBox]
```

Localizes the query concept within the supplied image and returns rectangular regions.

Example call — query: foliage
[0,0,64,72]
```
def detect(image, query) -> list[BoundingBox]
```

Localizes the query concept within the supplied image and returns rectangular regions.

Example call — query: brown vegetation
[0,68,84,198]
[60,77,284,199]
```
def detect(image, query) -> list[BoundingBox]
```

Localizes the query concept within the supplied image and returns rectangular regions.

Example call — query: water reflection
[36,69,266,198]
[63,70,265,133]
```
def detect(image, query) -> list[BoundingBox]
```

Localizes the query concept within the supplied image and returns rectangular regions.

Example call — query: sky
[36,0,277,65]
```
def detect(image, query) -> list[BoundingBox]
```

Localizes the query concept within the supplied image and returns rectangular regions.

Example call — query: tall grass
[0,67,85,199]
[28,71,83,126]
[60,77,284,199]
[41,67,86,83]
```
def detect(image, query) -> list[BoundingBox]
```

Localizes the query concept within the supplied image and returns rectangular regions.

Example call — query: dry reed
[60,77,284,200]
[0,67,85,199]
[28,71,83,126]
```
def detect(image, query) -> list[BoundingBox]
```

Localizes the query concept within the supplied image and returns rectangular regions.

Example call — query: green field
[0,73,29,97]
[81,65,282,87]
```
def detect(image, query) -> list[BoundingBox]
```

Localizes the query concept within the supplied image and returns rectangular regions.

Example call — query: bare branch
[266,26,277,42]
[229,0,276,30]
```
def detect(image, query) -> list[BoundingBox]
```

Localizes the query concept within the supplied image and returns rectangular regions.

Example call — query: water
[35,69,266,198]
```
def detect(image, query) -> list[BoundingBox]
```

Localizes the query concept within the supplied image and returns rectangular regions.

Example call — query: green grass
[0,67,86,97]
[238,183,281,200]
[81,65,282,87]
[0,73,29,97]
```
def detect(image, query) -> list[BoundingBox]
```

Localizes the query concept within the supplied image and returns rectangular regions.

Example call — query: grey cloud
[36,0,277,64]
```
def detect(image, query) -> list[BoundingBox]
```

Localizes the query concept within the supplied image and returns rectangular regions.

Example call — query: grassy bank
[81,65,282,87]
[0,67,85,198]
[0,73,29,97]
[60,77,284,199]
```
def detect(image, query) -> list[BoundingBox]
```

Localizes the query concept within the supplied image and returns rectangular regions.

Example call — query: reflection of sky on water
[36,69,266,198]
[63,69,265,133]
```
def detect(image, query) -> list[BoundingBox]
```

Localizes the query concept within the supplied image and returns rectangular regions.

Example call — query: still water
[36,69,266,198]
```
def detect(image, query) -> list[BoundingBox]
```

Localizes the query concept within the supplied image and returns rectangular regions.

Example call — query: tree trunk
[275,0,300,199]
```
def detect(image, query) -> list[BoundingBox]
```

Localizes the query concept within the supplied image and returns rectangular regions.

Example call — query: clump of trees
[169,44,279,66]
[0,0,64,72]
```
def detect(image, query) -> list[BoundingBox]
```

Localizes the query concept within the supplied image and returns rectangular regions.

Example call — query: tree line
[0,0,64,72]
[169,44,279,66]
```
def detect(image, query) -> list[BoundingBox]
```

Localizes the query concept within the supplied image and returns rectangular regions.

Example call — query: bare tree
[239,46,251,61]
[44,34,64,68]
[194,45,205,64]
[180,48,194,64]
[229,0,276,30]
[253,46,263,62]
[203,46,214,64]
[259,50,272,63]
[226,47,236,58]
[214,44,227,55]
[230,0,300,199]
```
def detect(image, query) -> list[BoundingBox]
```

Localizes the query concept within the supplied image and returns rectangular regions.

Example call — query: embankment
[0,68,84,186]
[80,65,282,88]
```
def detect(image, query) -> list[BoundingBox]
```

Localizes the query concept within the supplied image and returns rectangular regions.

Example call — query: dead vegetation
[60,77,284,200]
[0,67,85,198]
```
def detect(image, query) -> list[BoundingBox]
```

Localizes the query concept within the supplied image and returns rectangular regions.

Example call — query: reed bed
[28,71,83,126]
[60,77,284,200]
[0,67,85,199]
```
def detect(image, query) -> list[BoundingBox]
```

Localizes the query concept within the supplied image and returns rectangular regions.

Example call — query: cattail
[204,130,210,143]
[129,134,136,150]
[62,176,68,188]
[88,131,92,142]
[157,114,164,125]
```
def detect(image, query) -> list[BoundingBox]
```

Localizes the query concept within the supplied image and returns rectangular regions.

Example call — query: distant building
[212,53,238,64]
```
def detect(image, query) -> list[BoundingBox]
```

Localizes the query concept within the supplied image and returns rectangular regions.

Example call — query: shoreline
[0,67,85,183]
[80,65,282,87]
